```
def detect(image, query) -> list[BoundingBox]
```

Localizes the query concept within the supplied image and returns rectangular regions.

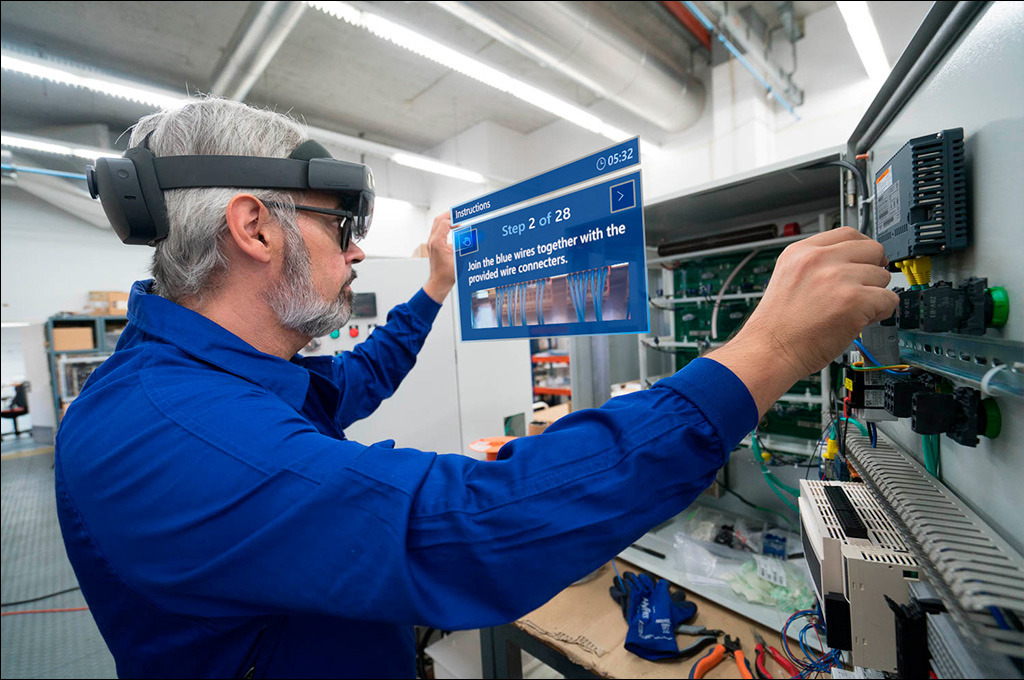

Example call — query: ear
[225,194,274,264]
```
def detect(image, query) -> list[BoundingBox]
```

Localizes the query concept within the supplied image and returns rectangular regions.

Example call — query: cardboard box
[52,327,95,351]
[87,291,129,316]
[529,402,572,435]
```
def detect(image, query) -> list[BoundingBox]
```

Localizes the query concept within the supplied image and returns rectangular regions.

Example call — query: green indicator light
[329,330,340,339]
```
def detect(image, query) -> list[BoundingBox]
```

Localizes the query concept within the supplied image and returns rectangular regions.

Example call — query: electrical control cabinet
[301,258,533,457]
[624,5,1024,677]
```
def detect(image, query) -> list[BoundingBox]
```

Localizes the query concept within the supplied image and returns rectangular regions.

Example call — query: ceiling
[0,1,711,154]
[0,1,932,176]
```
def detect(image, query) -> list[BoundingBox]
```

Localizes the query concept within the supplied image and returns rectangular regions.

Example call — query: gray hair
[128,97,308,304]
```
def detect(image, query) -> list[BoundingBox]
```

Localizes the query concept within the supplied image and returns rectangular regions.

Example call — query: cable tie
[979,363,1007,397]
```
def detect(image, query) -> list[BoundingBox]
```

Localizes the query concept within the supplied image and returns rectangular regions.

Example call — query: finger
[865,288,900,325]
[802,226,869,247]
[429,213,453,242]
[846,263,892,289]
[827,239,887,266]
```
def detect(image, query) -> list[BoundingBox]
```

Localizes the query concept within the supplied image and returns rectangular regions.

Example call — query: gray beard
[264,228,354,340]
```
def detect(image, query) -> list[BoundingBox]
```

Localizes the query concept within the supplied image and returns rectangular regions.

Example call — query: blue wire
[495,288,503,328]
[520,284,527,326]
[989,605,1011,630]
[536,280,544,325]
[853,339,906,376]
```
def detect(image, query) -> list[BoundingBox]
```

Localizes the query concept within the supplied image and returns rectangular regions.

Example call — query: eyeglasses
[262,201,366,252]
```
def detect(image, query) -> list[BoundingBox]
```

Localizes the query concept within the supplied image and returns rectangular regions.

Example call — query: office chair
[1,382,30,439]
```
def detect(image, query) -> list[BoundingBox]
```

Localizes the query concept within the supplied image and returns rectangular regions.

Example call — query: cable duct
[433,1,706,133]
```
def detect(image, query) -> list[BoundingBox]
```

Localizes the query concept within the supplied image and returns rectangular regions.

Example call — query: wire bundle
[591,267,608,322]
[780,609,844,678]
[568,272,587,322]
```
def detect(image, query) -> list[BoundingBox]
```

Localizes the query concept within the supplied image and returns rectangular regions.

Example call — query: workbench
[480,558,798,679]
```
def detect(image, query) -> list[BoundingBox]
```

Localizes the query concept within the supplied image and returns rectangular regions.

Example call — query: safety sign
[451,138,649,341]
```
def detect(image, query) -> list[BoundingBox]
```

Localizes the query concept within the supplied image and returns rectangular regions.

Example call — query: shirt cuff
[408,288,443,325]
[657,357,758,451]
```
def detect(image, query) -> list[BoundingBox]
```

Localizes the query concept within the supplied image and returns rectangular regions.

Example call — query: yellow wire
[850,361,910,371]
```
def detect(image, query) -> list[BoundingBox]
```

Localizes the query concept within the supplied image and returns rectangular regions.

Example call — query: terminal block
[911,387,1002,447]
[896,278,1008,334]
[884,378,931,418]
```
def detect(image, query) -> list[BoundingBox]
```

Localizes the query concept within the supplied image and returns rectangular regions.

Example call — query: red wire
[1,607,89,616]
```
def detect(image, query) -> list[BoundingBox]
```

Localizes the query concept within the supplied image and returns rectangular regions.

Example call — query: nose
[345,242,365,265]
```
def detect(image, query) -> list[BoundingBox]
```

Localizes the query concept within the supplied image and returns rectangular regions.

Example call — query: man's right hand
[705,227,899,416]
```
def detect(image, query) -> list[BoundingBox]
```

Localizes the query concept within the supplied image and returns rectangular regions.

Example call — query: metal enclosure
[849,1,1024,555]
[303,258,533,457]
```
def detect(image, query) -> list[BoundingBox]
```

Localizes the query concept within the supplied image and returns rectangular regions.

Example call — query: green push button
[982,398,1002,440]
[329,330,340,339]
[987,287,1009,328]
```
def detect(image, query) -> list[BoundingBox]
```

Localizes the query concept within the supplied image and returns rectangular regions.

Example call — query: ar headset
[86,139,374,246]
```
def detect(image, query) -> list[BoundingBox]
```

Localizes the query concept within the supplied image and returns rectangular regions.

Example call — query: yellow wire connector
[824,438,839,461]
[898,256,932,287]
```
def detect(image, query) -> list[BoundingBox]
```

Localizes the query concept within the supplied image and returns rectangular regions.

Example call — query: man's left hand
[423,213,456,303]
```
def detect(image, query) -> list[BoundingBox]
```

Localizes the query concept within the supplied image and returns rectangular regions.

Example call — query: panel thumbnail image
[470,263,630,329]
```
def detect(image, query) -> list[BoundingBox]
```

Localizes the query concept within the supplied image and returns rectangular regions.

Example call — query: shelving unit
[530,339,571,404]
[45,314,127,425]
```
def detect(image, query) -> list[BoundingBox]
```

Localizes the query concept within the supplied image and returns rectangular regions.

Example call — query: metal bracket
[897,330,1024,399]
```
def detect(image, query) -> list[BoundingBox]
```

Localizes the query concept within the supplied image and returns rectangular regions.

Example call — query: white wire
[711,249,761,340]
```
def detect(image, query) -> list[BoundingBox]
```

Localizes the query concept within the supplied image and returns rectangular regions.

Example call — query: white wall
[0,185,154,324]
[424,1,934,214]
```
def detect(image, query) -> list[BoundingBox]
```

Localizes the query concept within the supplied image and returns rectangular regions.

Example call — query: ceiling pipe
[432,1,706,133]
[660,0,712,51]
[209,1,307,101]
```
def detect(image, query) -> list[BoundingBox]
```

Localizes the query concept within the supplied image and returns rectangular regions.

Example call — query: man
[56,98,898,679]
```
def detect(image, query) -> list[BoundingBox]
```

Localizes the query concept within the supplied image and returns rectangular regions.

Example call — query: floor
[1,435,117,679]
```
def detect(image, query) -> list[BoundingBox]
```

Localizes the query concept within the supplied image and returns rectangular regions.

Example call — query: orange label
[875,167,890,184]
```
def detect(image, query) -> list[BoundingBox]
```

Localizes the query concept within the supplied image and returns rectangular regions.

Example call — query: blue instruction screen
[451,139,649,342]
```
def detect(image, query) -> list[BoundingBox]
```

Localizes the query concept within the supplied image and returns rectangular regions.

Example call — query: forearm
[703,317,806,418]
[422,276,453,304]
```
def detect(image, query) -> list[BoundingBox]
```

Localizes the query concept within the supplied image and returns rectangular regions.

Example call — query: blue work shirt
[55,279,757,679]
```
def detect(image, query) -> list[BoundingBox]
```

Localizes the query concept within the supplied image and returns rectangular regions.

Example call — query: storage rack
[45,314,126,425]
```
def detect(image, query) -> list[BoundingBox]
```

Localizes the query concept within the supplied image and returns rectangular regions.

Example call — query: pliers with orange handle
[751,630,799,679]
[688,635,753,679]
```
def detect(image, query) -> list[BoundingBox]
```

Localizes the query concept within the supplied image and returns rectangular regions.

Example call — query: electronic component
[800,480,920,673]
[884,378,931,418]
[874,128,967,263]
[894,278,1008,334]
[845,366,886,410]
[912,387,1002,447]
[351,292,377,318]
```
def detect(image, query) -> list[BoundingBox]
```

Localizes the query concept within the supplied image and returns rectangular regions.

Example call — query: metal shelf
[533,386,571,397]
[650,291,766,306]
[647,233,811,268]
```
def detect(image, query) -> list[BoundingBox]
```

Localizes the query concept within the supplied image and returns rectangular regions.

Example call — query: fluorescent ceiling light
[836,1,891,82]
[0,53,186,110]
[392,153,486,184]
[1,133,120,161]
[1,322,32,328]
[1,49,489,183]
[304,1,633,143]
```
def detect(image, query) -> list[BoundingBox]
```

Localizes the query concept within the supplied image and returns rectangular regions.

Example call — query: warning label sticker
[875,179,901,235]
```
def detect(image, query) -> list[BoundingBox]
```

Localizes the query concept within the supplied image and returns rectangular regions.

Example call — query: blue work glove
[611,571,698,661]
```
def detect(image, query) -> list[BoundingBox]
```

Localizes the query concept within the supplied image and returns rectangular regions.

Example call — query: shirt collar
[126,280,311,410]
